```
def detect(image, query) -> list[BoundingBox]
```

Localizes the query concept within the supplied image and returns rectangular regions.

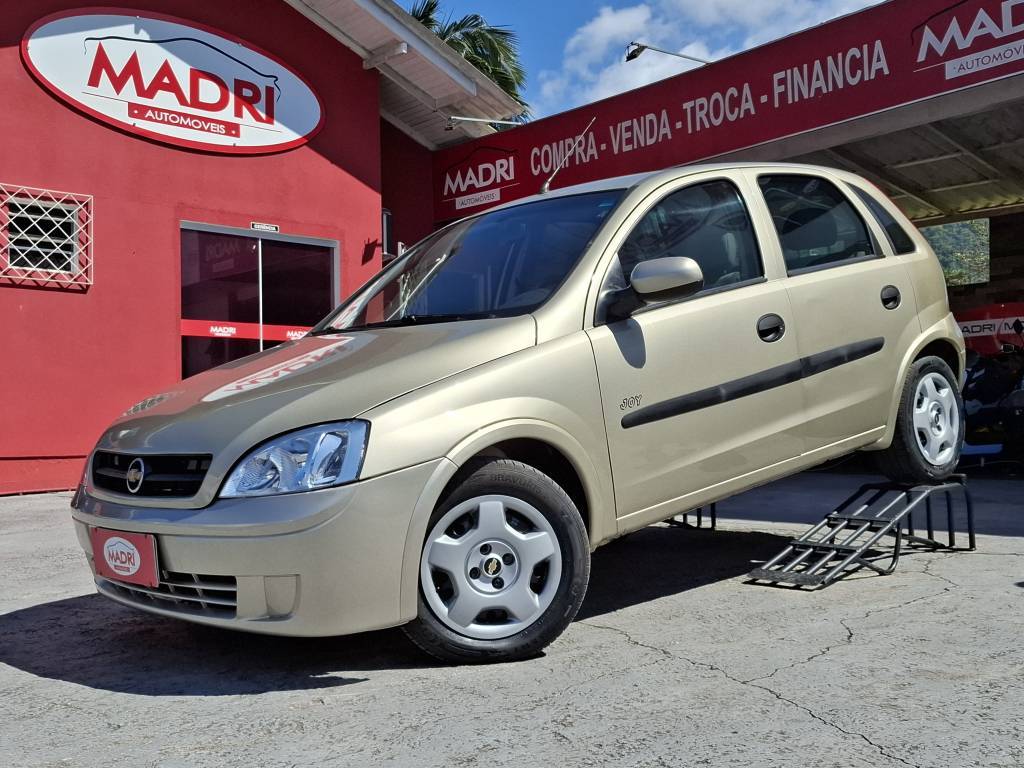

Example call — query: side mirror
[602,256,705,323]
[630,257,704,304]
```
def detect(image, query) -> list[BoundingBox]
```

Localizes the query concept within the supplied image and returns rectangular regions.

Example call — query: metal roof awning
[284,0,522,149]
[699,73,1024,228]
[791,100,1024,226]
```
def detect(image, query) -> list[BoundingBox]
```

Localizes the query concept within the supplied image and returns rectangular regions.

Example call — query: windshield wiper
[308,326,350,336]
[387,313,498,326]
[309,313,498,334]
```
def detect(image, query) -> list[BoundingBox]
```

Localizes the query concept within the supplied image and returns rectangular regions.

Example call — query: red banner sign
[434,0,1024,221]
[180,319,310,342]
[957,302,1024,355]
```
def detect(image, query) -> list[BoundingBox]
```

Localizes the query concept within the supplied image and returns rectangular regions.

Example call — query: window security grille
[1,183,93,287]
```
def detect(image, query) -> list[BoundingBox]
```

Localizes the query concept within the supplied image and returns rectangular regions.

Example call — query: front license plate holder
[90,528,160,588]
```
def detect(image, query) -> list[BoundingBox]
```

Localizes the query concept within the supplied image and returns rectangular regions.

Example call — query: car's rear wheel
[877,356,964,483]
[403,458,590,663]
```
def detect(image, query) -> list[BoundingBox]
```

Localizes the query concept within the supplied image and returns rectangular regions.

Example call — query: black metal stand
[667,503,717,530]
[748,474,974,589]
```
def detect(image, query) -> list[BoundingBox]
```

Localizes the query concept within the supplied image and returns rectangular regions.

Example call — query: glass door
[180,227,336,378]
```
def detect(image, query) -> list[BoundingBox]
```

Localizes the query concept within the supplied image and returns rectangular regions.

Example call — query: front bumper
[71,459,445,637]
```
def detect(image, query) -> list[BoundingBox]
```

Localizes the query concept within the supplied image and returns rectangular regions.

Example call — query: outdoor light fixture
[625,41,711,65]
[444,115,525,131]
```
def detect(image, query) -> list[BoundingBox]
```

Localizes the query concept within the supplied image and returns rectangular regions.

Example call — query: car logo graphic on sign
[103,536,142,577]
[21,10,323,154]
[125,457,146,494]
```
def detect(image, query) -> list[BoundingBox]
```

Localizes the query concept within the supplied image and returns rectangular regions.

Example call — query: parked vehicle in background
[961,317,1024,461]
[71,163,965,663]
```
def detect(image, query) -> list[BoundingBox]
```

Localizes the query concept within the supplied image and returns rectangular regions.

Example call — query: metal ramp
[748,475,975,589]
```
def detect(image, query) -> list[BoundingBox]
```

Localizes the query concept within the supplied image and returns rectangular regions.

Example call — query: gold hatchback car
[72,163,965,662]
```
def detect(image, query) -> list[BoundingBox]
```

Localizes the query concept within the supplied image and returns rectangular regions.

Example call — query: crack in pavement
[390,637,671,750]
[577,586,959,768]
[729,669,923,768]
[918,554,963,591]
[576,621,675,662]
[745,555,961,686]
[517,622,674,706]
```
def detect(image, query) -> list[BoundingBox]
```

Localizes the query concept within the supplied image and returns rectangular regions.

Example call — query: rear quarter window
[850,186,917,255]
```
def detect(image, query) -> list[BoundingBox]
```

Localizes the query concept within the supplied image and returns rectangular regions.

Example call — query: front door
[586,177,806,527]
[179,227,337,377]
[753,172,919,452]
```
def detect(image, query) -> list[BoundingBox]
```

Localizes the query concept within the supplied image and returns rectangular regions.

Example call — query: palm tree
[410,0,529,118]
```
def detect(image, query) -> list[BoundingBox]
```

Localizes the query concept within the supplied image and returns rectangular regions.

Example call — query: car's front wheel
[402,458,590,663]
[877,356,964,483]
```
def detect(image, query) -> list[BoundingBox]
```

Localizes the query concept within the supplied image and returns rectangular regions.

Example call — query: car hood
[93,317,536,481]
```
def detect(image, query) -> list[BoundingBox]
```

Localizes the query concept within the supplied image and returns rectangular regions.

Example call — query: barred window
[1,183,92,288]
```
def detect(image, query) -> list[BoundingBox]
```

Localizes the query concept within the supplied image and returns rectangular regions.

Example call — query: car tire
[877,356,964,483]
[402,458,590,664]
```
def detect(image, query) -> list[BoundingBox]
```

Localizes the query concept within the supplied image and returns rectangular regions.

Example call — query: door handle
[756,313,786,343]
[881,285,901,310]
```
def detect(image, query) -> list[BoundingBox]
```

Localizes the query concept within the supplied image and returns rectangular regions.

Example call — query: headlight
[220,421,369,498]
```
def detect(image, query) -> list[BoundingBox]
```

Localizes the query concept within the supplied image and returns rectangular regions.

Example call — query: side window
[758,175,876,273]
[610,179,764,294]
[850,186,917,255]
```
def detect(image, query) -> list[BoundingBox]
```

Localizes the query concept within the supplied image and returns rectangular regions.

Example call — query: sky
[407,0,886,118]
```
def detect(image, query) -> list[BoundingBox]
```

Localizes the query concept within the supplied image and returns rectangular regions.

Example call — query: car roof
[487,162,856,213]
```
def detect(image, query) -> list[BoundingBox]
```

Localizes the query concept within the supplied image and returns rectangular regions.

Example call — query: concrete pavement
[1,478,1022,768]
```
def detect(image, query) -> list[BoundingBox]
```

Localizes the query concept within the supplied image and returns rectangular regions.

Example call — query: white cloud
[531,0,882,116]
[661,0,881,48]
[563,5,654,76]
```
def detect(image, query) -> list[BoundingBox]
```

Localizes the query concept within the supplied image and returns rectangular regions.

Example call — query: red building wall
[381,118,436,250]
[0,1,384,493]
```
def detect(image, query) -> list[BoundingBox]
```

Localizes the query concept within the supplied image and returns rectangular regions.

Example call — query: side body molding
[623,338,885,429]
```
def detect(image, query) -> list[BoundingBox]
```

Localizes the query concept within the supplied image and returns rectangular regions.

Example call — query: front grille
[92,451,211,497]
[99,570,237,618]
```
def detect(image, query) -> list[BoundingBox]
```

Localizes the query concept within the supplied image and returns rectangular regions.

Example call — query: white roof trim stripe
[380,109,439,150]
[284,0,520,146]
[350,0,477,96]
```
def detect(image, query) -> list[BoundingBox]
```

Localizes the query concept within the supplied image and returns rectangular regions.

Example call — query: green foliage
[920,218,990,286]
[409,0,529,117]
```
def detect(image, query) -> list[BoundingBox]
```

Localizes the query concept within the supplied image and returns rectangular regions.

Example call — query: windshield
[314,190,624,332]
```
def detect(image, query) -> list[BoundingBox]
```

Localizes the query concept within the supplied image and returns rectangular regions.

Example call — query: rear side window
[850,186,917,255]
[758,175,876,273]
[611,179,764,294]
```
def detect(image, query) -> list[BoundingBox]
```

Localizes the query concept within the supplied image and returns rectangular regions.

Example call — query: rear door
[752,171,920,452]
[586,175,806,527]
